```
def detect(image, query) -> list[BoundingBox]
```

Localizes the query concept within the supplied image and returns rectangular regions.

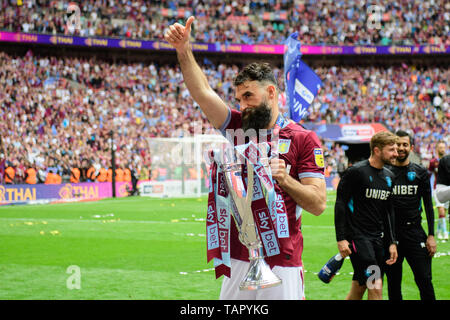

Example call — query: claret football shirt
[219,108,325,268]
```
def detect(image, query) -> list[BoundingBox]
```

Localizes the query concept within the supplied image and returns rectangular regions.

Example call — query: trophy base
[239,249,282,291]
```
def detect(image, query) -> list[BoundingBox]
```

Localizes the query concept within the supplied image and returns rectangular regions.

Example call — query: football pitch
[0,191,449,300]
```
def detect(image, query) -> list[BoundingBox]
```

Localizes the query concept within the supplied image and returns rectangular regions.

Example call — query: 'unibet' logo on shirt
[365,189,390,200]
[392,185,418,195]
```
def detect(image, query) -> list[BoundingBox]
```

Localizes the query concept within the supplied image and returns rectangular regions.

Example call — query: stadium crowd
[0,49,448,185]
[1,0,449,46]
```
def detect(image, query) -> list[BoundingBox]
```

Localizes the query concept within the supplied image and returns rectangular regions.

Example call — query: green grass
[0,192,448,300]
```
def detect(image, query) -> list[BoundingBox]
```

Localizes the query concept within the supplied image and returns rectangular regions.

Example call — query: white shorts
[436,184,450,205]
[219,258,305,300]
[434,189,449,209]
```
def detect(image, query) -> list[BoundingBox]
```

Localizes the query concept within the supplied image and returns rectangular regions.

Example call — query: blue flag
[284,32,322,122]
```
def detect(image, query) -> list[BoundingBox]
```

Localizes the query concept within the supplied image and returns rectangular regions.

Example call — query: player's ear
[266,84,276,99]
[373,146,380,156]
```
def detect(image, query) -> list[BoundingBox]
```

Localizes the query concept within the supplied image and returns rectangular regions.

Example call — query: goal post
[140,134,229,198]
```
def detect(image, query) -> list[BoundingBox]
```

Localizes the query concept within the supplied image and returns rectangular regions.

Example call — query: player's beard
[381,153,397,166]
[396,150,409,163]
[241,99,272,133]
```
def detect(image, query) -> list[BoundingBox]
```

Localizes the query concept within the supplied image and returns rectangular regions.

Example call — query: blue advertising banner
[0,31,448,55]
[303,123,389,144]
[0,182,132,205]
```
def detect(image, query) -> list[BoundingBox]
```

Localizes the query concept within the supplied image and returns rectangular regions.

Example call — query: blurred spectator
[0,50,448,185]
[4,161,15,184]
[24,160,37,184]
[70,163,81,183]
[45,169,61,184]
[0,0,448,46]
[97,166,108,182]
[115,165,124,182]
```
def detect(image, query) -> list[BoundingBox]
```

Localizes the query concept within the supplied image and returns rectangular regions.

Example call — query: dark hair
[395,130,414,145]
[233,62,278,88]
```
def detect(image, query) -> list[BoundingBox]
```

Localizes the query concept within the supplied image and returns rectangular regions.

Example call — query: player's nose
[240,103,250,111]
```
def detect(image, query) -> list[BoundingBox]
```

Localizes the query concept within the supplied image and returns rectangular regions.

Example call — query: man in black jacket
[385,130,436,300]
[335,131,398,300]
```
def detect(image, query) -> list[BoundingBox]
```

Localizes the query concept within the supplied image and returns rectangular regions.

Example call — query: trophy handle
[240,164,257,247]
[226,163,258,248]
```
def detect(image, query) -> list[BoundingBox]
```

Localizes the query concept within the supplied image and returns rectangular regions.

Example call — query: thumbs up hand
[164,16,195,52]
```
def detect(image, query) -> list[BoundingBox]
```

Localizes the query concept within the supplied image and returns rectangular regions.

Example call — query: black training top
[334,160,396,244]
[387,162,434,236]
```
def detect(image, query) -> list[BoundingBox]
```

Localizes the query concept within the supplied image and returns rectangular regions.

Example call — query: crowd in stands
[1,0,449,46]
[310,64,449,163]
[0,49,448,185]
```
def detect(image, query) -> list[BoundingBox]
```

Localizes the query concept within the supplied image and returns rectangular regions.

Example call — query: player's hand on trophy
[270,158,288,185]
[164,16,195,52]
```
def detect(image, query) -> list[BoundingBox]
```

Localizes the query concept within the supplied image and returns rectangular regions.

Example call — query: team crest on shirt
[278,139,291,154]
[407,171,416,182]
[313,148,324,167]
[385,176,392,187]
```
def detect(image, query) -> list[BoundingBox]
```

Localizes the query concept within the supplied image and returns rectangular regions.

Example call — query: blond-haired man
[335,131,399,300]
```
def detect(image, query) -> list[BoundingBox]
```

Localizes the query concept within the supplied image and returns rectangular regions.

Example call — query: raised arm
[164,16,229,129]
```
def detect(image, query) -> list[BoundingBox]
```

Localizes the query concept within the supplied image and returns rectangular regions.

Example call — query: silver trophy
[222,161,282,290]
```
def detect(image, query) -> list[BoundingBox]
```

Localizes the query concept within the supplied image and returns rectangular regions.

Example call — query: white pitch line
[2,218,449,241]
[0,217,193,225]
[179,268,215,275]
[180,252,450,276]
[0,217,338,230]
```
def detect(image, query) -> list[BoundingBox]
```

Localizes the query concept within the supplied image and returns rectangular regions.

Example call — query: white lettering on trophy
[207,225,219,249]
[258,209,270,230]
[255,166,273,189]
[261,230,280,256]
[252,179,264,200]
[218,208,227,228]
[219,230,229,252]
[207,202,215,223]
[218,172,228,197]
[277,214,289,237]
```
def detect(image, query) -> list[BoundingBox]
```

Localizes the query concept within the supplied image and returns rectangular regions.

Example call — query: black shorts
[349,236,387,286]
[396,225,428,257]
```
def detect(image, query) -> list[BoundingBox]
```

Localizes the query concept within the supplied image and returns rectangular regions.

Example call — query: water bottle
[318,253,344,283]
